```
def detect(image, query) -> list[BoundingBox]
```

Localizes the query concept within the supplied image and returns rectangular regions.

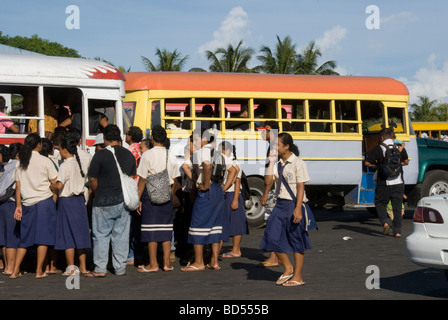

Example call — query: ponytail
[19,133,41,170]
[278,132,299,157]
[219,141,237,160]
[62,132,85,178]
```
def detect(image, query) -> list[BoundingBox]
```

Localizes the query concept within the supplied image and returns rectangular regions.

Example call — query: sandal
[275,273,293,285]
[181,263,205,272]
[282,280,305,287]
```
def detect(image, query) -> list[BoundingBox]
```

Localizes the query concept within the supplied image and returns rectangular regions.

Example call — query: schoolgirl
[10,133,58,279]
[136,125,180,272]
[182,129,225,272]
[0,143,22,275]
[260,132,313,287]
[51,133,91,275]
[219,141,248,258]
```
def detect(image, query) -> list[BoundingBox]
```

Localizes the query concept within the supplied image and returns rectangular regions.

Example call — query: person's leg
[36,245,48,278]
[390,184,405,237]
[162,241,173,271]
[90,206,113,276]
[110,203,131,276]
[10,248,26,278]
[77,249,88,274]
[4,248,16,274]
[275,252,294,284]
[181,244,205,271]
[375,185,392,234]
[283,252,305,286]
[138,242,159,272]
[208,242,221,269]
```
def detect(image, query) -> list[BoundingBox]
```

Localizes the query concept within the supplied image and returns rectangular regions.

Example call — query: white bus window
[308,100,331,132]
[282,99,305,132]
[335,100,358,133]
[193,98,220,130]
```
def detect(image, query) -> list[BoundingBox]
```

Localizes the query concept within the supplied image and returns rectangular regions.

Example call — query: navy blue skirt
[55,195,91,250]
[0,200,20,248]
[140,187,173,243]
[221,192,249,242]
[19,197,57,248]
[188,183,224,245]
[260,199,312,253]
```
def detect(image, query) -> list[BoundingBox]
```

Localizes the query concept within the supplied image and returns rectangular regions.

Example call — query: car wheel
[421,170,448,198]
[245,176,268,229]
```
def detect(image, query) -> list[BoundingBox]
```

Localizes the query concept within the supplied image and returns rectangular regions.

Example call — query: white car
[406,194,448,279]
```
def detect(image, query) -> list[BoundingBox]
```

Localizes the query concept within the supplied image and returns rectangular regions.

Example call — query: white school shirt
[222,154,237,192]
[273,153,310,202]
[192,144,213,187]
[57,157,88,198]
[137,146,180,184]
[14,151,58,206]
[181,158,193,192]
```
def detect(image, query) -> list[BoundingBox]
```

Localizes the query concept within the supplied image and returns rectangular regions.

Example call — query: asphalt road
[1,207,447,304]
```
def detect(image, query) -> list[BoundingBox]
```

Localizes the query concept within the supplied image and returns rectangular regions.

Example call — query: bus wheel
[421,170,448,198]
[245,176,268,229]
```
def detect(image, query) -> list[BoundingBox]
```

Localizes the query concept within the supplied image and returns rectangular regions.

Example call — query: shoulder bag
[107,146,140,211]
[146,149,171,204]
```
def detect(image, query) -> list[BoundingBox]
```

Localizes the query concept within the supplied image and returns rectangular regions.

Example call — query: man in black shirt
[87,124,136,277]
[365,128,408,237]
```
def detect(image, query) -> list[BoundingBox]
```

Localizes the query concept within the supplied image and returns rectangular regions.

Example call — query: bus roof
[0,54,125,85]
[125,72,409,96]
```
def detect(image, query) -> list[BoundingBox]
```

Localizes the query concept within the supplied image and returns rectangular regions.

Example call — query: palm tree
[296,41,339,75]
[141,49,189,71]
[195,41,255,73]
[410,96,440,121]
[257,35,298,74]
[435,102,448,121]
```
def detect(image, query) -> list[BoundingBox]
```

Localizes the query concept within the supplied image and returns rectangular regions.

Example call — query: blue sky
[1,1,447,104]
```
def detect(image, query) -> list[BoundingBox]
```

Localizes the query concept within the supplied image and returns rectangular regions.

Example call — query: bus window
[387,107,406,134]
[194,98,220,130]
[308,100,331,132]
[282,99,305,132]
[123,101,136,132]
[152,100,161,128]
[225,98,251,131]
[335,100,358,133]
[164,98,191,130]
[361,101,384,133]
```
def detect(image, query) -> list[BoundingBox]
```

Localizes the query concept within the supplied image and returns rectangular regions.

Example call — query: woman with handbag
[136,125,180,272]
[260,132,315,287]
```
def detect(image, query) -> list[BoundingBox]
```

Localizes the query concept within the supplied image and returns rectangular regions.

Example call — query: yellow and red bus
[124,72,423,228]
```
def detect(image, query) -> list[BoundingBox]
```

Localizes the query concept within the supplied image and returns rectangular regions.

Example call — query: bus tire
[245,176,268,229]
[421,170,448,199]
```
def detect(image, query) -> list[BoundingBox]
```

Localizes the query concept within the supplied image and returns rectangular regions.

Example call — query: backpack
[240,171,251,201]
[210,148,226,184]
[379,143,402,179]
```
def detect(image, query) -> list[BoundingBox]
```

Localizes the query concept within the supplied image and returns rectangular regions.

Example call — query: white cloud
[198,6,251,58]
[315,25,347,54]
[381,11,418,26]
[399,54,448,104]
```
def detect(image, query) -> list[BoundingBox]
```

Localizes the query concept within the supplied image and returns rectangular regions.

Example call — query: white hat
[94,133,104,145]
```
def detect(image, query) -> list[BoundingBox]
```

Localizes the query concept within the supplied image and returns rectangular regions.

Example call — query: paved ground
[1,207,447,304]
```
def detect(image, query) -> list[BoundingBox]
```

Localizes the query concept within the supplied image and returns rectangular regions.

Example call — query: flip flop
[257,261,280,268]
[181,264,205,272]
[137,267,159,273]
[222,253,241,258]
[9,273,22,279]
[275,273,293,285]
[206,264,221,270]
[84,271,106,278]
[163,266,174,272]
[36,273,48,279]
[282,280,306,287]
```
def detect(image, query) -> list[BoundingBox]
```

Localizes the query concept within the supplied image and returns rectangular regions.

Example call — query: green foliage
[0,31,81,57]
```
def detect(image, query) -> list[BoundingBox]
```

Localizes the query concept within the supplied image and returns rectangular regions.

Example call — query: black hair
[19,133,41,170]
[62,132,85,178]
[52,127,67,147]
[141,138,153,150]
[278,132,299,156]
[103,124,122,142]
[380,127,395,140]
[127,126,143,143]
[220,141,237,160]
[7,143,22,161]
[40,138,54,157]
[151,125,167,144]
[0,144,8,163]
[200,128,215,143]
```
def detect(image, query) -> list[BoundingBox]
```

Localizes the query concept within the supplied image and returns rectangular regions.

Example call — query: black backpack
[240,171,251,201]
[210,148,226,184]
[379,143,402,179]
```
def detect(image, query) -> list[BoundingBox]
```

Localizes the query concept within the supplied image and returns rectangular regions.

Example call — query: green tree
[199,40,255,73]
[435,102,448,121]
[0,32,81,57]
[141,49,189,71]
[257,35,298,74]
[296,41,339,75]
[410,96,440,121]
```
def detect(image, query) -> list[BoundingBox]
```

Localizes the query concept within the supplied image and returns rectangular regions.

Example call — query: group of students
[0,122,316,288]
